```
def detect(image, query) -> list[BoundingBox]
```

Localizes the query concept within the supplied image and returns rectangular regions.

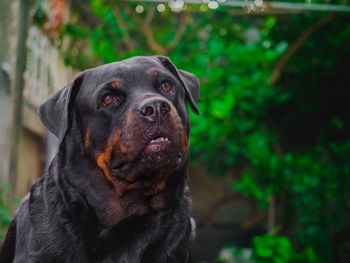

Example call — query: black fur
[0,56,199,263]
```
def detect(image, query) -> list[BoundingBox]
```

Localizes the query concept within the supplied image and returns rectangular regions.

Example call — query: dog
[0,56,199,263]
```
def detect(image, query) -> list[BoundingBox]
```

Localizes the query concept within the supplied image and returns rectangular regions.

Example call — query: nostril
[160,103,170,115]
[142,105,155,117]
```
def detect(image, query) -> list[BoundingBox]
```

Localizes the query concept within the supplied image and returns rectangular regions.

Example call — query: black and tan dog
[0,56,199,263]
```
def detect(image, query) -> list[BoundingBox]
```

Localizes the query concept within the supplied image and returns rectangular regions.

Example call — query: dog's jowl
[0,56,199,263]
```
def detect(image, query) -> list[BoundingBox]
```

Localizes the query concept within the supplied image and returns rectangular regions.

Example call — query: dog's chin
[142,134,185,167]
[109,152,180,177]
[140,147,182,172]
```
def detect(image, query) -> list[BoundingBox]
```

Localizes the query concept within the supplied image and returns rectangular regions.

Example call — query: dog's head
[39,56,199,224]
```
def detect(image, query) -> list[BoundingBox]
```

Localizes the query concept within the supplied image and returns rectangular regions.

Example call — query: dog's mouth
[149,136,170,144]
[109,133,174,176]
[144,135,171,153]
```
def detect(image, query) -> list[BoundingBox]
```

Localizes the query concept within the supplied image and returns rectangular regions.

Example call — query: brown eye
[161,81,174,93]
[102,94,113,107]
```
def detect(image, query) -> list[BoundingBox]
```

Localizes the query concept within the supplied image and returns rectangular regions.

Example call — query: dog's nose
[137,97,171,121]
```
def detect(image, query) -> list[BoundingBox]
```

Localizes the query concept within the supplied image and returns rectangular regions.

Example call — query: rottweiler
[0,56,199,263]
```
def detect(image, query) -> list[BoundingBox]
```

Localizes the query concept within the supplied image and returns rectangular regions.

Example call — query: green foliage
[171,16,285,175]
[205,234,316,263]
[253,234,317,263]
[235,171,271,209]
[254,234,293,263]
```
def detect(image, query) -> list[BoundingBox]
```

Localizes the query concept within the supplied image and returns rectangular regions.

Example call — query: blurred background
[0,0,350,262]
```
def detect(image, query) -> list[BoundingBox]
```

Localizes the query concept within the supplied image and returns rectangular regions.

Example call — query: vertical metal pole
[9,0,30,201]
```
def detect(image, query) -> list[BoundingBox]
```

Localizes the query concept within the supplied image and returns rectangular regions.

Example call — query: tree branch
[144,3,155,28]
[122,3,191,55]
[167,11,190,52]
[110,3,134,52]
[242,210,268,228]
[123,3,167,54]
[267,195,276,232]
[269,13,335,85]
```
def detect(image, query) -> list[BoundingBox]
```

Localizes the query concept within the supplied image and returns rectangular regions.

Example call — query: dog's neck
[42,153,192,261]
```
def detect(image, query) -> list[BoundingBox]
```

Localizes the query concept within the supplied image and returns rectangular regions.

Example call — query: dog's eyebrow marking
[110,78,122,88]
[147,67,159,78]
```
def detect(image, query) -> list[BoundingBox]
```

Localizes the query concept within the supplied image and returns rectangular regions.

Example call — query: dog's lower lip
[145,140,171,153]
[110,161,130,172]
[126,182,142,190]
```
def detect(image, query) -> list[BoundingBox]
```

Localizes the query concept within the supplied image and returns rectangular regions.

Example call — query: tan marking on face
[119,143,128,154]
[96,152,111,178]
[97,146,126,199]
[84,128,90,149]
[147,67,159,78]
[111,129,130,160]
[169,102,189,151]
[181,130,189,152]
[111,129,121,145]
[110,79,121,88]
[156,177,167,190]
[186,109,191,129]
[96,129,122,190]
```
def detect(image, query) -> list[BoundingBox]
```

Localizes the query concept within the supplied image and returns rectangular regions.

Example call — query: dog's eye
[102,94,124,107]
[161,81,175,93]
[102,94,114,107]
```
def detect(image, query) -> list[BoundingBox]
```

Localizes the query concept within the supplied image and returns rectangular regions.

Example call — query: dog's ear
[156,56,200,115]
[38,72,84,141]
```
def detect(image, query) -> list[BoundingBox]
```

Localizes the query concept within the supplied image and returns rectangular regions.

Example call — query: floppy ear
[38,73,84,141]
[156,56,200,115]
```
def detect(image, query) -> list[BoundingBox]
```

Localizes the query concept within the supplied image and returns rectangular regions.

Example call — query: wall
[0,1,72,203]
[0,0,19,185]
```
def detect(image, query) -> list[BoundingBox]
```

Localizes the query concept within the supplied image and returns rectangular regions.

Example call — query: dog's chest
[90,238,167,263]
[87,222,168,263]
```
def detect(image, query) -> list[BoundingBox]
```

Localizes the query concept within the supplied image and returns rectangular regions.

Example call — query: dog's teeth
[150,137,169,143]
